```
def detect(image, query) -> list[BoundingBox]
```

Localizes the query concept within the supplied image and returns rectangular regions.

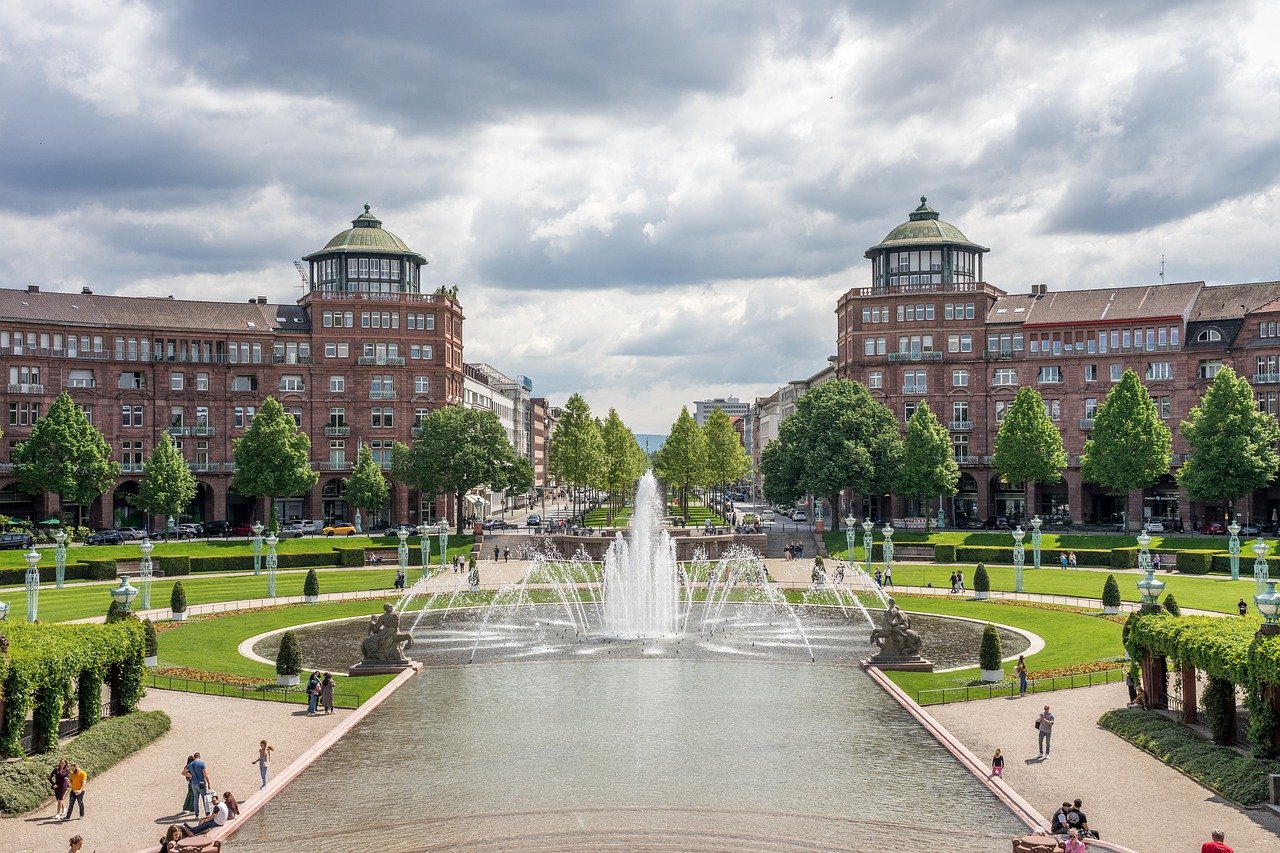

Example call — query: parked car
[526,513,542,527]
[201,520,231,537]
[0,531,35,550]
[1143,520,1165,533]
[1198,521,1227,535]
[792,510,808,523]
[278,521,308,539]
[230,522,257,537]
[323,523,357,536]
[483,519,516,530]
[176,523,203,537]
[158,526,194,540]
[114,527,146,541]
[1238,522,1261,536]
[84,530,124,546]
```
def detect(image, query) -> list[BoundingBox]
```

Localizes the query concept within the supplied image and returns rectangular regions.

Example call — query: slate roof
[0,287,283,334]
[986,282,1203,327]
[303,204,426,263]
[864,197,988,257]
[1188,281,1280,321]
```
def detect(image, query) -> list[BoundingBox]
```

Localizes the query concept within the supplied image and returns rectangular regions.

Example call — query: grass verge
[1098,707,1280,805]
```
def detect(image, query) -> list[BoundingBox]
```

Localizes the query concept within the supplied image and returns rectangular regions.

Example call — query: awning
[465,494,488,509]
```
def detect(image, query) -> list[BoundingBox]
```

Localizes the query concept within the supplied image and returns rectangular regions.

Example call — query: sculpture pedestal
[863,657,935,672]
[348,661,416,677]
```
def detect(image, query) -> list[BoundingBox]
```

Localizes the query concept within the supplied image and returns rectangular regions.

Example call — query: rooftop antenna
[292,261,309,289]
[1159,254,1165,285]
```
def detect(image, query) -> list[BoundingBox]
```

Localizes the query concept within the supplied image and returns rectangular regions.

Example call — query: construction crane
[292,261,309,288]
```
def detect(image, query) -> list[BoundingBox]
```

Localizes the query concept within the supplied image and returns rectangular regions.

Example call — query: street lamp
[251,521,265,576]
[1255,580,1280,635]
[1137,530,1153,574]
[0,600,9,620]
[1252,538,1270,596]
[109,577,138,614]
[265,532,279,598]
[437,520,450,574]
[862,518,874,577]
[844,514,856,569]
[1031,516,1043,571]
[24,548,40,622]
[882,523,895,578]
[397,526,411,578]
[1228,520,1242,581]
[417,522,430,576]
[54,529,67,589]
[1012,526,1025,593]
[138,537,154,610]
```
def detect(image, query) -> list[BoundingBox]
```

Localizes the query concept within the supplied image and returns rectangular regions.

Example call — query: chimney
[81,286,93,295]
[26,285,38,293]
[257,296,267,304]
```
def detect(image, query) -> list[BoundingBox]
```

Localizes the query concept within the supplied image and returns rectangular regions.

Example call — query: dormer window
[1196,328,1222,342]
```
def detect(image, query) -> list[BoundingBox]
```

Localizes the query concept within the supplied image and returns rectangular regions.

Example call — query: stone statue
[360,603,412,665]
[869,597,923,660]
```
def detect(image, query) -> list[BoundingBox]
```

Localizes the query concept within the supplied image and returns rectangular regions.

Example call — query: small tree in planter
[143,618,158,666]
[170,581,188,621]
[276,630,302,687]
[1162,593,1181,616]
[973,563,990,600]
[303,568,321,603]
[1102,574,1121,615]
[979,622,1004,682]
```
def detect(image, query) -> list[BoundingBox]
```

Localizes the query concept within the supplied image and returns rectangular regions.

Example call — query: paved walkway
[931,682,1280,852]
[0,690,349,853]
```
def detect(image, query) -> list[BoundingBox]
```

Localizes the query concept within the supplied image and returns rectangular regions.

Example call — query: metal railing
[1079,418,1095,429]
[948,420,973,431]
[325,425,350,436]
[358,356,406,366]
[7,382,44,394]
[914,666,1126,706]
[147,673,361,709]
[369,389,397,399]
[888,351,944,363]
[18,700,113,754]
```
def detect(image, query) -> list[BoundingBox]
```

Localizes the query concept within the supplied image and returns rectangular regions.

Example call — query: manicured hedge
[1099,708,1280,804]
[337,548,368,567]
[0,710,171,815]
[80,560,118,580]
[0,564,94,585]
[1176,551,1215,574]
[952,545,1115,567]
[1211,553,1280,575]
[180,551,341,574]
[933,543,956,562]
[158,555,191,576]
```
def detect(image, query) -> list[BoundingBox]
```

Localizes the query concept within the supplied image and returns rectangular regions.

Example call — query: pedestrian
[503,547,510,562]
[493,545,499,562]
[222,790,241,819]
[949,571,958,593]
[1064,799,1096,839]
[67,835,85,853]
[250,740,273,788]
[62,762,87,820]
[185,752,210,817]
[1068,551,1077,568]
[320,672,335,714]
[990,748,1004,777]
[1016,654,1029,696]
[1063,829,1086,853]
[1238,598,1248,616]
[306,671,321,715]
[1036,704,1055,757]
[183,793,228,835]
[1060,552,1068,569]
[1152,553,1161,572]
[1201,829,1234,853]
[394,569,405,590]
[49,758,70,818]
[884,566,893,586]
[874,568,883,586]
[181,754,195,813]
[1125,667,1138,705]
[957,570,965,592]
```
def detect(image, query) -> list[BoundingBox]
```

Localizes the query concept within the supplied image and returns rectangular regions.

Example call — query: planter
[144,655,158,667]
[980,669,1004,683]
[277,673,300,687]
[170,610,187,622]
[303,595,319,604]
[974,590,989,601]
[1103,605,1120,615]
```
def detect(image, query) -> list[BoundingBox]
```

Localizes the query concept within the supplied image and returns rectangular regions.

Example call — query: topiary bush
[1163,593,1181,616]
[303,568,320,598]
[169,581,187,613]
[979,622,1003,673]
[143,619,158,658]
[1102,574,1122,608]
[973,563,990,593]
[276,631,302,676]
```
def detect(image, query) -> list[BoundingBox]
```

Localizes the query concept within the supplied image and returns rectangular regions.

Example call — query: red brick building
[0,205,465,529]
[835,198,1280,529]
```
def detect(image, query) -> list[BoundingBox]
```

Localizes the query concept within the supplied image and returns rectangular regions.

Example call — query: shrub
[1111,547,1138,568]
[169,581,187,613]
[142,619,158,657]
[81,560,118,581]
[933,543,956,562]
[973,563,990,593]
[1162,593,1181,616]
[979,623,1003,672]
[1177,551,1215,574]
[0,710,170,815]
[337,548,366,568]
[1202,676,1235,746]
[104,600,131,623]
[276,631,302,676]
[157,555,191,576]
[1102,574,1121,608]
[1211,553,1280,575]
[303,568,320,598]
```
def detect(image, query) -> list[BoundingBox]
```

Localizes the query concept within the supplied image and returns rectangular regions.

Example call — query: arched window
[1196,328,1222,342]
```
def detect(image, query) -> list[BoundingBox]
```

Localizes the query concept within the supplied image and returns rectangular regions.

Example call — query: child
[990,748,1004,777]
[250,740,274,788]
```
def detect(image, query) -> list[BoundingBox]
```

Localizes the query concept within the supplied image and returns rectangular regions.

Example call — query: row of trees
[760,365,1280,530]
[653,407,752,519]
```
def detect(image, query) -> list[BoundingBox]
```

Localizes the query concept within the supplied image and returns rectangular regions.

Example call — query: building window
[170,372,184,391]
[952,369,969,387]
[1198,360,1223,379]
[414,408,429,428]
[993,368,1018,386]
[1109,364,1123,382]
[995,400,1009,422]
[1196,328,1223,343]
[371,375,394,398]
[1084,398,1098,420]
[953,433,970,460]
[121,441,144,468]
[1145,362,1173,381]
[371,406,394,428]
[410,344,433,360]
[121,405,144,428]
[414,375,430,394]
[234,406,257,428]
[330,375,345,393]
[904,402,919,420]
[232,375,257,392]
[1084,364,1097,382]
[1156,396,1172,418]
[280,375,304,392]
[903,370,927,395]
[196,372,209,391]
[1037,366,1063,384]
[118,371,144,390]
[289,407,303,427]
[867,371,883,389]
[67,368,94,388]
[952,401,969,424]
[7,402,39,426]
[330,440,345,467]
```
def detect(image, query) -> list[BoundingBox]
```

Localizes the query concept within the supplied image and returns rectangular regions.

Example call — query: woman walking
[250,741,274,788]
[181,755,195,814]
[1016,655,1029,696]
[49,759,70,818]
[320,673,335,715]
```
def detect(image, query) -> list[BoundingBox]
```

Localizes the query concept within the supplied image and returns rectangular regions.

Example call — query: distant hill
[633,433,667,454]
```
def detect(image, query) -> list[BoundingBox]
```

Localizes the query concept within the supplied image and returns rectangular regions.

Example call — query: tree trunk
[455,491,465,535]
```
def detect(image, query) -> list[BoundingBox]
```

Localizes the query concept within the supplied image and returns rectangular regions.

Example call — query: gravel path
[0,690,349,853]
[931,682,1280,852]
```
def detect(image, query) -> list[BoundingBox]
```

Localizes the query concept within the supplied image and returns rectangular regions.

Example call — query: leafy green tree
[599,408,646,523]
[230,397,318,530]
[653,407,706,520]
[276,631,302,677]
[895,402,958,531]
[170,581,187,613]
[979,623,1003,673]
[548,394,606,519]
[398,406,531,533]
[702,407,750,506]
[992,387,1067,520]
[132,434,197,531]
[1179,366,1280,515]
[758,379,902,531]
[344,442,390,525]
[12,391,120,527]
[1081,370,1171,529]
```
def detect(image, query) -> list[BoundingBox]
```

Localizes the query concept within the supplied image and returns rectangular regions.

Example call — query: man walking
[1036,705,1055,758]
[1201,829,1234,853]
[1238,598,1248,616]
[62,763,87,820]
[186,752,211,818]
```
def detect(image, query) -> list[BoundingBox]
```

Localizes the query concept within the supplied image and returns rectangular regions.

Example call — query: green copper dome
[304,204,426,263]
[864,197,988,258]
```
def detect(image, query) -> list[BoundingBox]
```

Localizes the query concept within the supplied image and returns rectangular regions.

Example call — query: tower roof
[864,197,988,258]
[304,204,426,263]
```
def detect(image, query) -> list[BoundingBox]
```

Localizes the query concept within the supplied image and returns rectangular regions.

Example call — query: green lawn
[825,529,1249,554]
[584,507,633,526]
[873,595,1125,702]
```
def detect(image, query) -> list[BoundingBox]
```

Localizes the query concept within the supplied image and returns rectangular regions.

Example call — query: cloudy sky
[3,0,1280,432]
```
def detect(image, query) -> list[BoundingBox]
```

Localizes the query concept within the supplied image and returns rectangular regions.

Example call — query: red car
[1198,521,1227,535]
[230,522,257,536]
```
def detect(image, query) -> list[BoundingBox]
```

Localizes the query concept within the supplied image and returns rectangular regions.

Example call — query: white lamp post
[417,522,430,576]
[1228,520,1242,581]
[1255,580,1280,636]
[138,537,154,609]
[437,520,450,574]
[1012,526,1025,593]
[1252,537,1270,596]
[110,576,138,614]
[0,600,9,620]
[844,514,856,569]
[251,521,265,576]
[882,523,894,577]
[1136,530,1164,610]
[862,518,874,577]
[397,526,411,577]
[54,529,67,589]
[265,532,278,598]
[23,547,40,622]
[1031,516,1043,570]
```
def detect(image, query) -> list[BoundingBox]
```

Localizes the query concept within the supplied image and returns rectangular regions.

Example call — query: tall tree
[895,402,959,531]
[702,407,751,507]
[12,391,119,527]
[398,405,532,533]
[133,434,198,531]
[230,396,318,529]
[344,442,390,525]
[599,408,646,523]
[757,379,902,530]
[653,407,706,520]
[1179,366,1280,516]
[992,386,1067,520]
[548,393,605,520]
[1081,369,1172,528]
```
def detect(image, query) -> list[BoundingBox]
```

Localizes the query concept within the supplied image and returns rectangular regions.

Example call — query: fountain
[599,473,681,636]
